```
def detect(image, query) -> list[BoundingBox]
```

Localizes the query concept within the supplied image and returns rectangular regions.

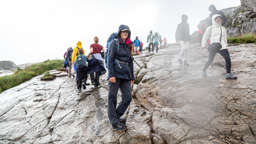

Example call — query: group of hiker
[62,3,237,132]
[63,38,106,92]
[175,4,237,79]
[147,31,167,53]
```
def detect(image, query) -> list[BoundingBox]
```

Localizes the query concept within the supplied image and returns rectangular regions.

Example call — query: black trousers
[90,72,100,86]
[77,66,87,89]
[108,79,132,127]
[148,43,153,52]
[153,43,159,53]
[203,49,231,73]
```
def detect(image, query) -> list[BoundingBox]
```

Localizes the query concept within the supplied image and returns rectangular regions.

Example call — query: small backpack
[76,55,87,68]
[105,32,119,68]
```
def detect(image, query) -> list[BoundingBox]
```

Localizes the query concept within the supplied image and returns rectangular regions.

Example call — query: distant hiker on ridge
[147,30,154,53]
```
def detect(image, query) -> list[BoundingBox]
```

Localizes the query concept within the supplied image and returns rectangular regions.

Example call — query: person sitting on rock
[74,49,88,92]
[107,24,134,131]
[209,4,226,26]
[201,14,237,79]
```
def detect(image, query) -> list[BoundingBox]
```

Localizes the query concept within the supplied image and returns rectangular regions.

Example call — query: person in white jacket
[201,14,237,79]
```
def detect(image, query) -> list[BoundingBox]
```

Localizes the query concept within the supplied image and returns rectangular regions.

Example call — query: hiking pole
[132,58,143,69]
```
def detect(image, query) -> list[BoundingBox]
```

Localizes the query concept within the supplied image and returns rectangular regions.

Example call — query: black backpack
[76,55,87,68]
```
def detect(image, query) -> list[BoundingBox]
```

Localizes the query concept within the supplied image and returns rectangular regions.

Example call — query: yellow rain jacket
[72,41,85,63]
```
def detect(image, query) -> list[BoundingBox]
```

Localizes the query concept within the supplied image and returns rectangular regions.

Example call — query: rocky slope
[0,44,256,143]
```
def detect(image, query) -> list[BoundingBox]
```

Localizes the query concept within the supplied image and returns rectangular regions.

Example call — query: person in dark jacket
[107,24,134,131]
[175,14,191,66]
[209,4,226,26]
[65,47,73,77]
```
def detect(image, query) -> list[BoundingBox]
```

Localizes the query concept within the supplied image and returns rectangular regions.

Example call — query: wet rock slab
[0,44,256,143]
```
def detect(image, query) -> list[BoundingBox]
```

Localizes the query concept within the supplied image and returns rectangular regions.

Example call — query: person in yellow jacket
[71,41,85,75]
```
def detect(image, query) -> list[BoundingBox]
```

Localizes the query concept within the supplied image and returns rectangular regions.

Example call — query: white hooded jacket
[201,14,228,50]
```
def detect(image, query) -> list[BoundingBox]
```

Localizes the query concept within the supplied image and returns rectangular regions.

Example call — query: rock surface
[0,44,256,143]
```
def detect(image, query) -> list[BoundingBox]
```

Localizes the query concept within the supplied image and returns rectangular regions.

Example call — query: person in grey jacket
[147,30,154,53]
[175,14,191,65]
[107,24,135,131]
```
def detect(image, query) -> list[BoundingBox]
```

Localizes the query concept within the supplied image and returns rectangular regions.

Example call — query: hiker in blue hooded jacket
[107,24,134,131]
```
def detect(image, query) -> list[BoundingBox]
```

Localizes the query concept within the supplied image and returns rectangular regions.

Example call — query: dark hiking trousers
[153,43,159,53]
[148,43,153,52]
[76,66,87,89]
[203,49,231,73]
[90,72,100,86]
[108,79,132,127]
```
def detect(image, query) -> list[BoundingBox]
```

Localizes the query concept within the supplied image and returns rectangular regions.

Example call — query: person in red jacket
[140,41,143,54]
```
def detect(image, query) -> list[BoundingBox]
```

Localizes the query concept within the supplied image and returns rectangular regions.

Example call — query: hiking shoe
[225,73,237,80]
[202,71,207,77]
[178,59,182,64]
[82,84,86,89]
[184,61,189,66]
[119,118,126,125]
[112,123,128,131]
[77,88,82,93]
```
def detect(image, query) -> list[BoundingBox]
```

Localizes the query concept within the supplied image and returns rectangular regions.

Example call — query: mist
[0,0,240,65]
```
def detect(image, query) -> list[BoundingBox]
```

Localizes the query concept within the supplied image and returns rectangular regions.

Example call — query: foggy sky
[0,0,240,65]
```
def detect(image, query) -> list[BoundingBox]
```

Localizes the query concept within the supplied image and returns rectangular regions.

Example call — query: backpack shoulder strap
[115,38,119,54]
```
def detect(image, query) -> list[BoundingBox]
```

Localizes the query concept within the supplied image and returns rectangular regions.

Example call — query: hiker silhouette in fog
[87,36,106,88]
[152,32,161,53]
[201,14,237,79]
[74,49,88,92]
[163,37,167,46]
[147,30,154,53]
[133,36,141,55]
[175,14,191,66]
[209,4,226,26]
[107,24,134,131]
[72,41,85,78]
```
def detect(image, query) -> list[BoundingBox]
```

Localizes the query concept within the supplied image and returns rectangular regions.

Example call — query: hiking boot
[77,87,82,93]
[119,118,126,125]
[202,71,207,77]
[178,59,182,64]
[184,60,189,66]
[225,73,237,80]
[82,84,86,89]
[112,123,128,131]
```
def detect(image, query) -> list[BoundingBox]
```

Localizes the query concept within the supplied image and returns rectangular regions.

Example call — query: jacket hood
[181,15,188,23]
[212,14,222,25]
[209,4,216,11]
[118,24,131,39]
[76,41,82,48]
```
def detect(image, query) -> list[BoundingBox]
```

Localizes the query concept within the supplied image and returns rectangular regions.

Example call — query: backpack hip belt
[115,59,129,69]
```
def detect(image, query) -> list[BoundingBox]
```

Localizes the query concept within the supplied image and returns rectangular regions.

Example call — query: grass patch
[228,34,256,44]
[0,59,63,93]
[41,71,56,81]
